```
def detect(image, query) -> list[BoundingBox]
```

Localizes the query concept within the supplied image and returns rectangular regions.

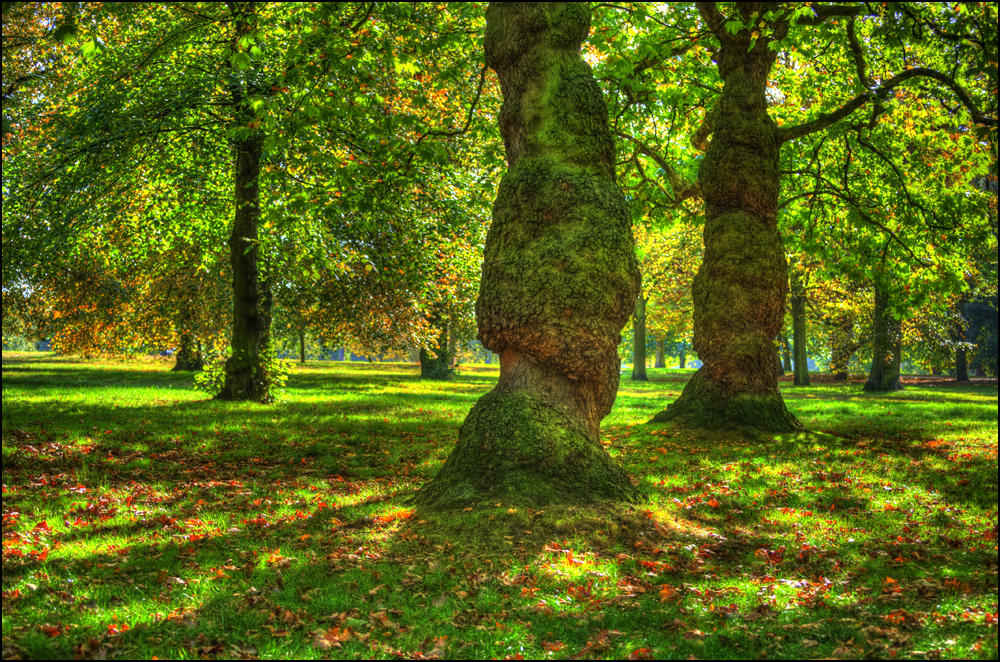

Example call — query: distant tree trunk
[864,280,904,392]
[414,3,639,510]
[830,314,855,381]
[655,338,665,369]
[648,5,801,432]
[955,347,969,381]
[780,333,793,373]
[679,346,687,370]
[420,315,454,380]
[632,295,648,381]
[173,291,204,372]
[791,292,810,386]
[299,329,306,365]
[775,338,784,376]
[975,364,986,378]
[931,366,942,377]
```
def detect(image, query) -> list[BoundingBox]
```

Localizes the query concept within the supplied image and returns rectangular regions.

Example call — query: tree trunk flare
[780,333,793,373]
[650,12,802,432]
[655,338,665,369]
[414,2,639,509]
[218,131,269,401]
[791,293,810,387]
[632,295,648,381]
[863,280,904,392]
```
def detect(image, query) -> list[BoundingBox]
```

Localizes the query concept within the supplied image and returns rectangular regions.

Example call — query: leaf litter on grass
[1,357,997,660]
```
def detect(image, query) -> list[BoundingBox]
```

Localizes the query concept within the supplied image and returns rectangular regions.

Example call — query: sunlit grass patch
[2,355,997,660]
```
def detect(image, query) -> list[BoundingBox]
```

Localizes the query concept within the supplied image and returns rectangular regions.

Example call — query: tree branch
[778,67,997,145]
[613,131,702,204]
[794,4,866,27]
[695,2,723,40]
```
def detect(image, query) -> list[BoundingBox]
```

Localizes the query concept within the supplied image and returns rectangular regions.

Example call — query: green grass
[2,354,997,660]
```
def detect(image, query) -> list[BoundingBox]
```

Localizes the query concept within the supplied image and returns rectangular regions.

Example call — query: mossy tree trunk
[632,295,648,381]
[650,5,802,432]
[863,280,904,392]
[414,2,640,510]
[655,338,665,369]
[791,292,810,387]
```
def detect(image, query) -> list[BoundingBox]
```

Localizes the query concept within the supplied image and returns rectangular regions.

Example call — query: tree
[591,2,996,431]
[414,3,640,509]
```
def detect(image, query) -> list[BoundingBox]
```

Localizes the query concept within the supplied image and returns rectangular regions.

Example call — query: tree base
[412,389,638,510]
[648,368,803,433]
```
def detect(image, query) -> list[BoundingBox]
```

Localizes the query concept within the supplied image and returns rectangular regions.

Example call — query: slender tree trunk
[420,315,454,380]
[655,338,665,369]
[780,333,793,373]
[775,338,784,376]
[415,3,639,509]
[864,280,904,392]
[173,288,204,372]
[299,329,306,365]
[632,295,648,381]
[679,346,687,370]
[791,292,810,386]
[651,6,801,431]
[830,314,855,381]
[955,346,970,381]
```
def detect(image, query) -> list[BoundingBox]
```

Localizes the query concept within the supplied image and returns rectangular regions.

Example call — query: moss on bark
[415,2,639,510]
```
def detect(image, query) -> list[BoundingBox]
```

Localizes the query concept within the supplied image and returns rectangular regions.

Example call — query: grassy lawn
[2,353,997,660]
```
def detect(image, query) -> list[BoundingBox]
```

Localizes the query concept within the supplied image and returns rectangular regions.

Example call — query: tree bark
[791,292,810,387]
[218,129,268,401]
[863,280,904,392]
[414,3,640,510]
[830,313,856,381]
[955,346,969,382]
[632,295,648,381]
[655,338,665,369]
[650,6,802,431]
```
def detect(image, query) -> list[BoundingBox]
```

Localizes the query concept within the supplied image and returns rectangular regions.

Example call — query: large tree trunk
[655,338,666,369]
[414,2,640,510]
[650,5,801,432]
[863,280,904,392]
[791,292,810,386]
[632,295,648,381]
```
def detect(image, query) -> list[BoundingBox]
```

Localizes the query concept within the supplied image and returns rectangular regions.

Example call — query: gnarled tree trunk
[650,5,802,432]
[414,2,640,509]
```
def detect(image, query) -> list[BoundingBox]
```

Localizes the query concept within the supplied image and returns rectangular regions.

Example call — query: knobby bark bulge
[650,9,802,432]
[414,2,640,509]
